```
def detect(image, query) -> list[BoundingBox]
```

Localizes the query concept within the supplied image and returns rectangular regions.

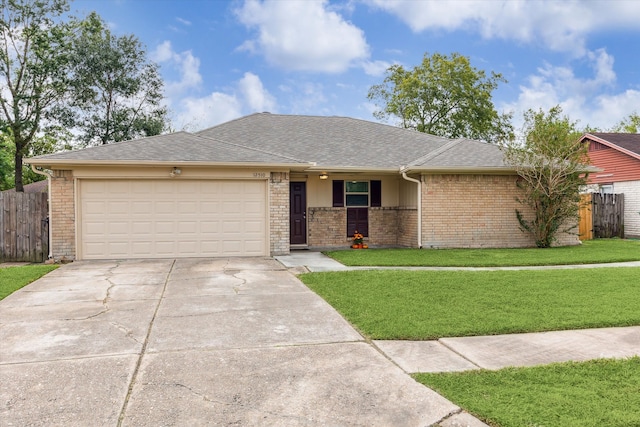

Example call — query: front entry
[290,182,307,244]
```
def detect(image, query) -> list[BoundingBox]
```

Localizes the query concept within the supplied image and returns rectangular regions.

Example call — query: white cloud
[235,0,370,73]
[175,93,242,131]
[238,72,276,112]
[364,0,640,56]
[152,41,203,97]
[501,48,639,130]
[176,17,192,26]
[361,60,394,76]
[174,73,277,131]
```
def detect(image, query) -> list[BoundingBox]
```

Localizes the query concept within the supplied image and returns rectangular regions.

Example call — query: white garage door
[79,179,267,259]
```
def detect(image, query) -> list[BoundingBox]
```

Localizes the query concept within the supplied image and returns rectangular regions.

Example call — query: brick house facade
[30,114,581,261]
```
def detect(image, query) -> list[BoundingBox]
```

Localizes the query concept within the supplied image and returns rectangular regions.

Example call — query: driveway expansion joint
[116,259,175,427]
[437,339,484,371]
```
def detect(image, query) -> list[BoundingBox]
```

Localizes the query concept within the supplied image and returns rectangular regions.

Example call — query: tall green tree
[610,112,639,133]
[66,12,168,145]
[501,106,589,248]
[368,52,514,143]
[0,0,73,191]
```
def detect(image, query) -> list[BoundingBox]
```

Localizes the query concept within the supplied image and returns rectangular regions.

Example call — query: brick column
[50,170,75,261]
[269,172,290,256]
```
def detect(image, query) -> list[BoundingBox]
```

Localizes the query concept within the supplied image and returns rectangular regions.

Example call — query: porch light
[319,172,329,180]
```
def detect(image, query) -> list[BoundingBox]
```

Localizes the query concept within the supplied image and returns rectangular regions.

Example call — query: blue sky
[73,0,640,133]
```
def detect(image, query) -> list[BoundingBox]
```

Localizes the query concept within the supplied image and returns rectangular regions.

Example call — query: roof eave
[401,165,517,174]
[25,159,313,169]
[302,165,400,174]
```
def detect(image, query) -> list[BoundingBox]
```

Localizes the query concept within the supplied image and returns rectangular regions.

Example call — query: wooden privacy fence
[0,192,49,262]
[578,194,593,240]
[579,193,625,240]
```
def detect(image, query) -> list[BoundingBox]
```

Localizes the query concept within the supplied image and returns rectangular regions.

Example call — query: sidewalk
[276,251,640,373]
[275,251,640,272]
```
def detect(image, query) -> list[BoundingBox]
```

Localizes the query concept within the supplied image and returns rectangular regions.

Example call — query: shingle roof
[29,131,307,165]
[197,113,507,170]
[29,113,509,171]
[587,133,640,158]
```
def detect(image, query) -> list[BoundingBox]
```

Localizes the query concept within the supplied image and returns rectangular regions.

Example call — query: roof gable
[582,133,640,161]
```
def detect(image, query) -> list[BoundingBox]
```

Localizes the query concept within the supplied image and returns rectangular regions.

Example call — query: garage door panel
[108,222,129,235]
[80,179,267,259]
[155,201,175,214]
[155,221,176,234]
[244,220,264,233]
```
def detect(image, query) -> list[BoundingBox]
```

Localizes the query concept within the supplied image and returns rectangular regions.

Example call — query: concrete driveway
[0,258,463,426]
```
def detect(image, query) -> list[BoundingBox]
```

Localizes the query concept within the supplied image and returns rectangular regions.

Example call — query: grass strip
[300,268,640,339]
[415,357,640,427]
[325,239,640,267]
[0,265,58,300]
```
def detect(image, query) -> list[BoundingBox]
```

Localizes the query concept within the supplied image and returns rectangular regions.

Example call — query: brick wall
[269,172,290,256]
[397,208,418,247]
[50,170,76,260]
[308,206,418,248]
[421,174,579,248]
[614,180,640,238]
[308,207,348,247]
[369,207,399,246]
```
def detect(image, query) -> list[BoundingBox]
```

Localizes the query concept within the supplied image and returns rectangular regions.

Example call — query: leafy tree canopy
[65,11,168,146]
[368,52,514,143]
[610,112,639,133]
[0,0,74,191]
[501,106,589,248]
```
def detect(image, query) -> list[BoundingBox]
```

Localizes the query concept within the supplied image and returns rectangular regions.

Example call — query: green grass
[0,265,58,300]
[415,357,640,427]
[325,239,640,267]
[300,268,640,339]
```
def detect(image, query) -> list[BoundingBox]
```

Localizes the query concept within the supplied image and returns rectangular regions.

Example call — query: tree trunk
[14,149,24,192]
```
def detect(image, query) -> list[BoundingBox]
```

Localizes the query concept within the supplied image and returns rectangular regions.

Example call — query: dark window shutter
[347,208,368,237]
[332,180,344,207]
[370,180,381,207]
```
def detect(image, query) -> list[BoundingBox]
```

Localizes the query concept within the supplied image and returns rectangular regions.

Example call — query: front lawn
[300,268,640,339]
[325,239,640,267]
[415,357,640,427]
[0,265,58,300]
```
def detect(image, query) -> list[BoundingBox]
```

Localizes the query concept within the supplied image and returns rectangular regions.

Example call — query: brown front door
[290,182,307,244]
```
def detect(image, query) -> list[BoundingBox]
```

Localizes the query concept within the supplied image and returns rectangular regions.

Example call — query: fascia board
[25,159,313,169]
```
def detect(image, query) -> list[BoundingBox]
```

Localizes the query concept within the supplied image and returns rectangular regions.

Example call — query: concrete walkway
[275,250,640,272]
[276,251,640,374]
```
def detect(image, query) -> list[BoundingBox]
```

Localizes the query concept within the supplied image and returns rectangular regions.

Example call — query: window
[346,181,369,206]
[331,179,382,237]
[333,180,382,208]
[600,184,614,194]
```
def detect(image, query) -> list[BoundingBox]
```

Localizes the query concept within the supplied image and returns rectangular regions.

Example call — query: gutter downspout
[401,170,422,249]
[30,165,53,260]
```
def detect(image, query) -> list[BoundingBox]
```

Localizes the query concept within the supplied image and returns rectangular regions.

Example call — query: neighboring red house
[581,133,640,238]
